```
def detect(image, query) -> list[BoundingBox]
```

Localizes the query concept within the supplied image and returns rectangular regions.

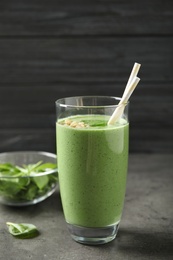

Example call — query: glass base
[67,222,119,245]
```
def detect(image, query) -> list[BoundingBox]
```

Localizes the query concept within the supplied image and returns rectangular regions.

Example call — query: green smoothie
[56,115,129,228]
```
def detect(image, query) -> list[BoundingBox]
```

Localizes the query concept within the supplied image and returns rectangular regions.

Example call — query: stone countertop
[0,154,173,260]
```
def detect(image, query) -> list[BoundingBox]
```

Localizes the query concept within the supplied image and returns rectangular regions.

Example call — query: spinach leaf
[0,163,22,177]
[20,183,38,200]
[6,222,39,238]
[82,119,107,127]
[16,161,43,175]
[32,162,57,173]
[33,175,49,190]
[0,177,30,198]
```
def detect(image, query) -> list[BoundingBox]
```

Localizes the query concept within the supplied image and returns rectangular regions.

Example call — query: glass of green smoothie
[55,96,129,245]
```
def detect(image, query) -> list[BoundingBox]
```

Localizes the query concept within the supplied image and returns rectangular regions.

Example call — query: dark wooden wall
[0,0,173,154]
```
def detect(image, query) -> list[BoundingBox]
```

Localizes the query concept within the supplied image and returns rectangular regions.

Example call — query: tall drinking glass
[55,96,129,245]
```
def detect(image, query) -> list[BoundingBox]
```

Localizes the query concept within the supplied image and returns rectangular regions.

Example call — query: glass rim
[55,96,129,108]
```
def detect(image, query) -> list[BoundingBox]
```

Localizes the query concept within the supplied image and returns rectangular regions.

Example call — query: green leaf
[0,177,30,198]
[6,222,39,238]
[34,163,57,173]
[20,183,38,200]
[33,175,49,190]
[0,163,14,171]
[16,161,43,175]
[23,161,43,173]
[0,163,21,177]
[82,119,107,127]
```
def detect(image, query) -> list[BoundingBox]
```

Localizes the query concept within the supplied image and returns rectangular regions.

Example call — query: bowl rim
[0,151,58,178]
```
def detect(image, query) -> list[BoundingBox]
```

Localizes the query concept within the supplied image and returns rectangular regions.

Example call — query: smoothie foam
[56,115,129,228]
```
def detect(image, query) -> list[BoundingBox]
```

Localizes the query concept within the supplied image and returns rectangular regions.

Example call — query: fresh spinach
[6,222,39,238]
[0,161,58,202]
[82,119,107,127]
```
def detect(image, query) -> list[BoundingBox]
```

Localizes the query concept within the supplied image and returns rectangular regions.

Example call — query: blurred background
[0,0,172,154]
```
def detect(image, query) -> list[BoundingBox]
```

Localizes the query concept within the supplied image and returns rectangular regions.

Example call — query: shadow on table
[105,228,173,258]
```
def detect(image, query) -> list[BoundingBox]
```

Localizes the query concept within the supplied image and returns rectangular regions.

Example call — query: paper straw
[107,63,141,125]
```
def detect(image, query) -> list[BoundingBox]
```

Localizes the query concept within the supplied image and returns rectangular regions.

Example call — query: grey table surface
[0,154,173,260]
